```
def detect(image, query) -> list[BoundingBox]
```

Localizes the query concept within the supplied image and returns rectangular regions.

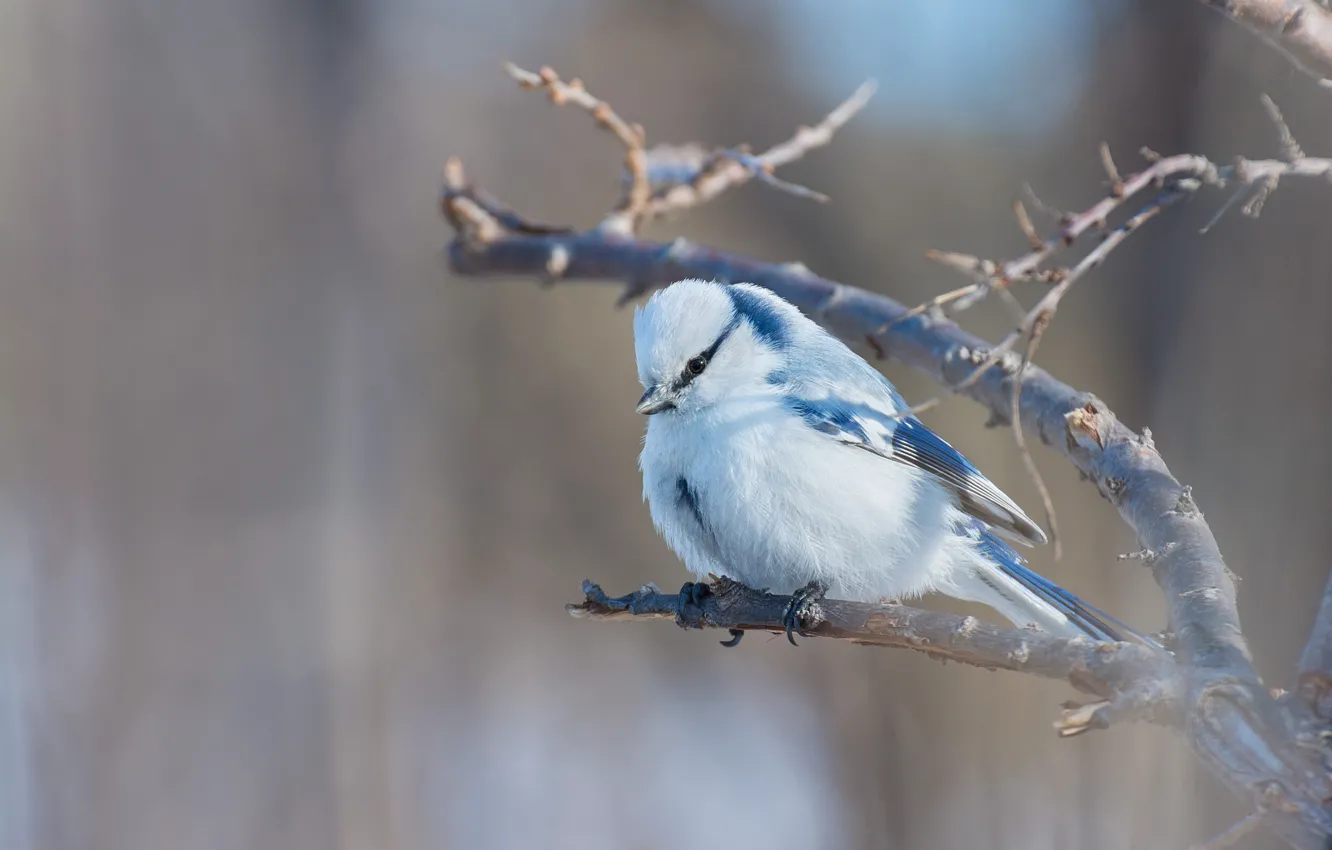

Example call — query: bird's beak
[636,386,675,415]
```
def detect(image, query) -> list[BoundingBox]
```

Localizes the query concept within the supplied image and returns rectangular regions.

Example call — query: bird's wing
[783,387,1049,547]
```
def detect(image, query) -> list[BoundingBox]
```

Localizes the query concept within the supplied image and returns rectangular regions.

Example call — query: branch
[888,121,1329,557]
[1297,571,1332,720]
[504,62,875,235]
[1198,0,1332,89]
[570,578,1180,734]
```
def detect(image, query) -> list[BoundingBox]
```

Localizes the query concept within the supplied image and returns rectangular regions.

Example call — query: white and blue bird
[633,278,1142,646]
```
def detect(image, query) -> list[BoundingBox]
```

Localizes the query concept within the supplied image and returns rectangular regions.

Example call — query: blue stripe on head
[726,286,791,349]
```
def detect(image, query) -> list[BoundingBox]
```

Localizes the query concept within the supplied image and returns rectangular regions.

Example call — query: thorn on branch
[1244,176,1278,218]
[1100,142,1125,198]
[1013,200,1044,250]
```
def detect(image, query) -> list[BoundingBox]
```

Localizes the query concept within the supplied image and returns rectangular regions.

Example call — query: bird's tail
[958,523,1158,647]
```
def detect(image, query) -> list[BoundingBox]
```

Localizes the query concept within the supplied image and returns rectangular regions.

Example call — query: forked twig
[505,63,651,233]
[506,62,875,235]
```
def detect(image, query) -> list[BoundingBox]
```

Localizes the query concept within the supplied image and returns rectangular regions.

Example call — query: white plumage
[633,278,1140,642]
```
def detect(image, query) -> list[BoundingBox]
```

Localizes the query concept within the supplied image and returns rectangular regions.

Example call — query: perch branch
[1198,0,1332,89]
[443,66,1332,848]
[570,578,1180,733]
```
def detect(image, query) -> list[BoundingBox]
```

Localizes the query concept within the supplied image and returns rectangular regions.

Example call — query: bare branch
[441,157,573,242]
[895,100,1329,430]
[641,80,876,220]
[917,117,1332,321]
[569,578,1179,725]
[1297,571,1332,721]
[1197,0,1332,89]
[505,63,650,234]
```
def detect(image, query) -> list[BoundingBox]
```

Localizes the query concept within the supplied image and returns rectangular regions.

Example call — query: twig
[505,63,651,234]
[1262,94,1306,162]
[1191,812,1265,850]
[570,578,1179,719]
[641,80,876,220]
[441,157,574,241]
[1010,313,1061,559]
[897,102,1332,414]
[505,64,875,233]
[1197,0,1332,89]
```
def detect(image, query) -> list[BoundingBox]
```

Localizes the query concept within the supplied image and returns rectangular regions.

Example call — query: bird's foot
[675,581,712,632]
[678,581,711,610]
[783,580,830,646]
[677,581,746,647]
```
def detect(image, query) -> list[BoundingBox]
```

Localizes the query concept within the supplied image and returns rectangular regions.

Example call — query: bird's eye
[686,355,708,376]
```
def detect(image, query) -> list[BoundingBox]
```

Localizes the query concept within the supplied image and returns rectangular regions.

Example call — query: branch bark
[1297,570,1332,721]
[1199,0,1332,88]
[570,578,1181,734]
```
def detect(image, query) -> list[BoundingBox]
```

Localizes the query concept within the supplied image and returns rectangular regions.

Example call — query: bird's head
[632,279,800,416]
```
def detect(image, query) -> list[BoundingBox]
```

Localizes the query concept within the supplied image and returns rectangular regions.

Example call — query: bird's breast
[641,405,954,599]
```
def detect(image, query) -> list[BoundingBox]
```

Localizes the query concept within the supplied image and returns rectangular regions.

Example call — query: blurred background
[2,1,1330,848]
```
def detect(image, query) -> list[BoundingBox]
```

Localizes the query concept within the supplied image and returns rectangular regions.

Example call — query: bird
[632,278,1147,647]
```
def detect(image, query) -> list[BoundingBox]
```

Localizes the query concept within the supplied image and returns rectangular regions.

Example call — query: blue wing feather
[782,388,1047,546]
[971,523,1160,646]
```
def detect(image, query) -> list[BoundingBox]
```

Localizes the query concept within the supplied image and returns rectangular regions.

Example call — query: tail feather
[969,525,1160,648]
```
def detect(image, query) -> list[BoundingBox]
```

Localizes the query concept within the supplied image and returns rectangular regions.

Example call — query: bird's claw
[678,581,711,610]
[675,580,712,631]
[783,580,829,646]
[678,582,745,647]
